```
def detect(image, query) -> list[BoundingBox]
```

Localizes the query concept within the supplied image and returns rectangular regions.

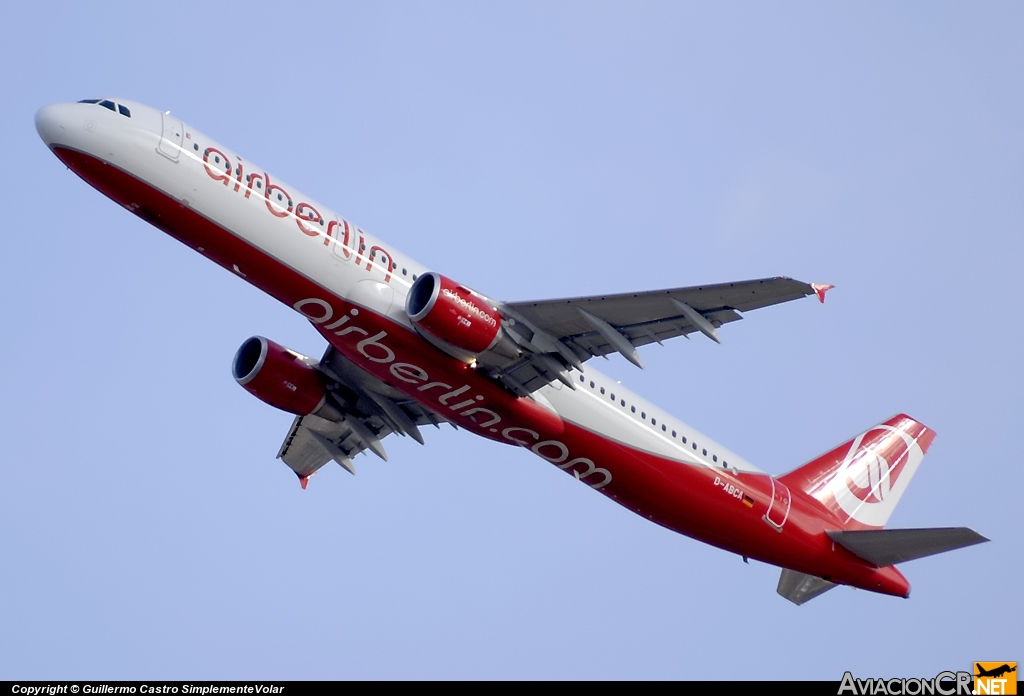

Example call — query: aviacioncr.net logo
[839,671,972,695]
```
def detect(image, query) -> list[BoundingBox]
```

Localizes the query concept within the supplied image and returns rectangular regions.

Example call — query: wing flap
[277,415,332,478]
[274,345,447,486]
[278,411,384,477]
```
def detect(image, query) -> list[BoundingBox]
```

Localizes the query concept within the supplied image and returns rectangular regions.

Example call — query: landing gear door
[158,112,183,161]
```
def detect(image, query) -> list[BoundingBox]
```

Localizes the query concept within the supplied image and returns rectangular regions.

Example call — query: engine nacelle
[232,336,327,415]
[406,272,520,367]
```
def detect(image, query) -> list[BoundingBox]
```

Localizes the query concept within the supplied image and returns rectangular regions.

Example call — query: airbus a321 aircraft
[36,98,986,605]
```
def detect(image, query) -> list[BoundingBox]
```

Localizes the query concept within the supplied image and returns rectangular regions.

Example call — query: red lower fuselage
[38,99,910,598]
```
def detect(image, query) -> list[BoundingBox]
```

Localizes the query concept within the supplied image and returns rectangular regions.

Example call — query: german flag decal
[743,494,755,508]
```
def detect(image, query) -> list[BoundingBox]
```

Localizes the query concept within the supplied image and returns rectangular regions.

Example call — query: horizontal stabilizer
[777,569,836,605]
[827,527,988,567]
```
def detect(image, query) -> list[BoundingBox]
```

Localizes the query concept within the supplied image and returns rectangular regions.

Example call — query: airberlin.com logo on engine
[441,288,497,327]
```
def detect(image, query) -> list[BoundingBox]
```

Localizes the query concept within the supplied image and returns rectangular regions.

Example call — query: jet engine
[232,336,330,415]
[405,272,521,368]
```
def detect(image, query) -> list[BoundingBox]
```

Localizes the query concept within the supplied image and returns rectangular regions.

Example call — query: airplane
[975,665,1017,679]
[35,97,987,605]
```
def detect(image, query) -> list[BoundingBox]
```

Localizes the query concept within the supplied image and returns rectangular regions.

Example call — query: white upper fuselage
[35,98,759,480]
[43,97,962,601]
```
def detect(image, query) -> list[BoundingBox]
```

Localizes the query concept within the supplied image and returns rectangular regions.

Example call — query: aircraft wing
[277,345,447,486]
[490,277,827,395]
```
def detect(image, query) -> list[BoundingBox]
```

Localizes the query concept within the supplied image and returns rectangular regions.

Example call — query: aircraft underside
[38,100,988,604]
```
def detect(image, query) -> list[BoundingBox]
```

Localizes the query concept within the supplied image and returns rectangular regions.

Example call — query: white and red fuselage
[36,98,927,599]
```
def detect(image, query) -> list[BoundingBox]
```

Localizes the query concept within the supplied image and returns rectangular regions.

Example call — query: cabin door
[763,478,792,531]
[158,112,183,161]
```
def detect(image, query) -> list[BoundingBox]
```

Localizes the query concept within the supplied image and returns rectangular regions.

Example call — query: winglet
[811,283,835,303]
[298,474,310,490]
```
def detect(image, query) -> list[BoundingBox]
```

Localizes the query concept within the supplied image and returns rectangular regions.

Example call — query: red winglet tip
[811,283,835,303]
[299,475,310,490]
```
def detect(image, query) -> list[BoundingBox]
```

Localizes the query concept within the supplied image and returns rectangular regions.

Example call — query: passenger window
[672,430,677,438]
[713,455,718,462]
[651,417,656,425]
[620,399,625,406]
[702,449,707,456]
[631,406,636,413]
[662,425,667,432]
[641,412,646,419]
[600,387,605,395]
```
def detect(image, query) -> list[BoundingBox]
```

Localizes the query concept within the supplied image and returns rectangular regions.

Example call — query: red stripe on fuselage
[52,145,909,597]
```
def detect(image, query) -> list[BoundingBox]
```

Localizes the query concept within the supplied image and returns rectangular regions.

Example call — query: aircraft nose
[35,103,72,147]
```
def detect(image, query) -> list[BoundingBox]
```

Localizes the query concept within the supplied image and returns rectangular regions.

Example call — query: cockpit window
[79,99,131,118]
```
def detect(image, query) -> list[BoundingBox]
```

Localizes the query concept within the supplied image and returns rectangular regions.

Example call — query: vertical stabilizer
[780,414,936,530]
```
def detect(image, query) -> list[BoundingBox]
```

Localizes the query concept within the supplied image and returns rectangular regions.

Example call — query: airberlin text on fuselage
[200,146,397,282]
[199,140,609,489]
[293,297,612,490]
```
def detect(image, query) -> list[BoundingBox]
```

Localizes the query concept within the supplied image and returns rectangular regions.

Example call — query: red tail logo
[843,427,915,504]
[827,419,930,527]
[782,415,936,529]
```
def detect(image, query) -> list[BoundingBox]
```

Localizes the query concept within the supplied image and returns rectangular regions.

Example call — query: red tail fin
[780,414,936,530]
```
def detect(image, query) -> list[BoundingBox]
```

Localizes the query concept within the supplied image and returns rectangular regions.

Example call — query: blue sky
[1,1,1020,679]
